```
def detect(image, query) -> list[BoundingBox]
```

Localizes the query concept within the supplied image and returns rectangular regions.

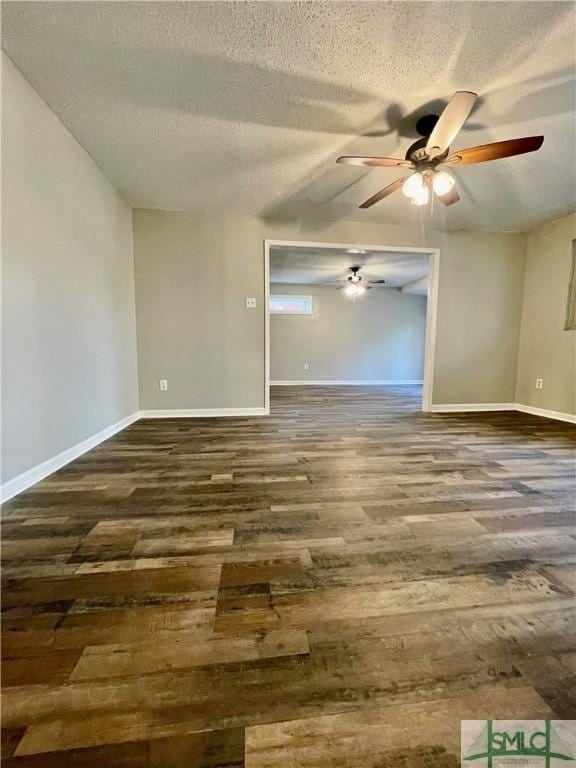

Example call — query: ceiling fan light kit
[332,266,385,299]
[402,168,455,205]
[345,283,366,297]
[336,90,544,209]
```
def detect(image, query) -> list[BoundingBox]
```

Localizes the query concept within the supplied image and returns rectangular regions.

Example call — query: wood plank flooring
[2,385,575,766]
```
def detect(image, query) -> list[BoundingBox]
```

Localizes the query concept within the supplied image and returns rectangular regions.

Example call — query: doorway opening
[264,240,439,413]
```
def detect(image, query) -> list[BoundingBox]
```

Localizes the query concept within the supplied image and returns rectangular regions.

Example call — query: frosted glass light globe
[402,173,425,198]
[410,185,430,206]
[433,171,456,197]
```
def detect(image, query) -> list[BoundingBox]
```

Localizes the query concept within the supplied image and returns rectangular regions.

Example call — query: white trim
[422,250,439,413]
[264,240,270,414]
[140,407,269,419]
[271,380,423,386]
[431,403,516,413]
[264,239,440,416]
[0,406,271,502]
[515,403,576,424]
[3,399,572,503]
[431,402,576,424]
[265,239,437,255]
[0,412,140,503]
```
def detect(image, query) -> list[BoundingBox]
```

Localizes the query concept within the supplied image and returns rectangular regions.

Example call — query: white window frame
[269,295,313,315]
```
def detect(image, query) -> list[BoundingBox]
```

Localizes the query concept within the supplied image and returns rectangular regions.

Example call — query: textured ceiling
[270,246,429,288]
[2,1,575,232]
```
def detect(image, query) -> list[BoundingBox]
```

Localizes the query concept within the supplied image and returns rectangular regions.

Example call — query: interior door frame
[264,239,440,413]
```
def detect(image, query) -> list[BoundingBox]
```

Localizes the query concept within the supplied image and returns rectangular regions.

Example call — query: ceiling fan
[336,91,544,209]
[328,266,386,297]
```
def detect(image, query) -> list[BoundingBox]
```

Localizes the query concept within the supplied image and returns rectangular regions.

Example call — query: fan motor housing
[406,139,450,165]
[406,115,450,164]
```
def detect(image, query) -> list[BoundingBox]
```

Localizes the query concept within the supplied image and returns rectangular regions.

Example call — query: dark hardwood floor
[2,385,575,766]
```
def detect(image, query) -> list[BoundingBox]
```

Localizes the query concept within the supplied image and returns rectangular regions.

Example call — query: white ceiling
[2,1,575,232]
[270,246,429,288]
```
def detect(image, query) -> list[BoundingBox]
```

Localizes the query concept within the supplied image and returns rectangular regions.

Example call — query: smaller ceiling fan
[328,266,385,297]
[336,91,544,209]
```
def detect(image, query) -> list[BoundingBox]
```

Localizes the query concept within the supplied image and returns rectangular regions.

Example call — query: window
[269,295,312,315]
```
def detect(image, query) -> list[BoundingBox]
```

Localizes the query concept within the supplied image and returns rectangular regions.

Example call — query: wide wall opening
[264,241,439,413]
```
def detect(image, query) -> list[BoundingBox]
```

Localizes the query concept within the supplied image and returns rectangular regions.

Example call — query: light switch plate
[246,297,257,308]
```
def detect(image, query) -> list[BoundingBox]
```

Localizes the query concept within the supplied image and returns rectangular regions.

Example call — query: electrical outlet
[535,378,543,390]
[304,363,309,370]
[159,379,168,391]
[246,297,257,308]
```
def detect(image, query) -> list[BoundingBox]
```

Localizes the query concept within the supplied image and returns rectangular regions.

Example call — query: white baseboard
[139,407,269,418]
[0,412,140,504]
[515,403,576,424]
[270,380,424,386]
[431,403,516,413]
[1,406,270,502]
[3,398,571,503]
[431,402,576,424]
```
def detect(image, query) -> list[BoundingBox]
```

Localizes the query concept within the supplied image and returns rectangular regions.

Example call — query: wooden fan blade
[426,91,478,158]
[445,136,544,166]
[367,279,386,284]
[438,186,460,206]
[337,156,411,168]
[359,177,407,209]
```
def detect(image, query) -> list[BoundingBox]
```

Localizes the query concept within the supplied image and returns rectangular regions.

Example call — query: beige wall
[134,209,526,410]
[270,283,426,382]
[1,53,139,483]
[433,230,526,404]
[2,50,572,498]
[516,213,576,415]
[133,211,265,410]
